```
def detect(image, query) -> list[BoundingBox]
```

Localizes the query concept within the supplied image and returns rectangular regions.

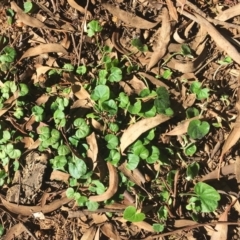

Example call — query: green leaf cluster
[190,81,209,100]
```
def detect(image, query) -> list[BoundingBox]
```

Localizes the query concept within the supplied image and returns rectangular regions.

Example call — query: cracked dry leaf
[147,7,171,70]
[120,114,171,153]
[88,162,118,202]
[20,43,68,60]
[102,3,159,29]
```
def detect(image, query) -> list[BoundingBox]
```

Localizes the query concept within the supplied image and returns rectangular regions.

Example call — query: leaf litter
[1,0,240,239]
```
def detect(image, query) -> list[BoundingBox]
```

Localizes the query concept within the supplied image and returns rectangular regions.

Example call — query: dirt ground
[1,0,240,239]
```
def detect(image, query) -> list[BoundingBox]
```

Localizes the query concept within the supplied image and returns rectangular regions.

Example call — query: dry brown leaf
[200,164,234,181]
[4,223,26,240]
[215,3,240,21]
[101,223,121,240]
[166,0,178,21]
[102,3,159,29]
[50,170,69,183]
[120,114,170,153]
[89,162,118,202]
[92,214,108,224]
[194,13,240,65]
[20,43,68,60]
[133,221,154,232]
[147,7,171,70]
[86,132,98,169]
[235,156,240,183]
[0,92,18,117]
[127,75,147,95]
[11,1,46,28]
[138,72,169,88]
[67,0,92,18]
[118,161,146,187]
[81,226,97,240]
[166,41,208,73]
[0,194,72,216]
[210,205,230,240]
[174,219,197,228]
[164,116,201,136]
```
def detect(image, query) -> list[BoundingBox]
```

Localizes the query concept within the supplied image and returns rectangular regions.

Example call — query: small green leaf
[54,109,65,119]
[131,38,148,52]
[102,99,118,115]
[76,65,87,75]
[153,223,164,233]
[91,85,110,102]
[74,118,90,139]
[128,100,141,114]
[105,134,119,149]
[196,88,209,100]
[127,154,139,170]
[123,206,145,222]
[184,143,197,156]
[19,83,29,96]
[186,107,199,118]
[68,157,87,179]
[87,20,102,37]
[24,1,33,13]
[162,69,172,79]
[50,155,67,170]
[190,81,201,94]
[108,67,122,82]
[106,149,121,165]
[63,63,74,71]
[181,44,192,57]
[194,182,220,212]
[0,46,16,63]
[186,162,199,180]
[118,92,129,108]
[58,145,70,156]
[0,224,4,236]
[86,201,99,211]
[66,188,75,198]
[187,120,210,139]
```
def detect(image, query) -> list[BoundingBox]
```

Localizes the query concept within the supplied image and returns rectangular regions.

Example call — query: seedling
[123,206,145,222]
[0,46,16,71]
[190,81,210,100]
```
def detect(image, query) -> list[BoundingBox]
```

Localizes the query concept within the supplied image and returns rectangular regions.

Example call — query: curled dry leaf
[215,3,240,21]
[102,3,159,29]
[20,43,68,60]
[120,114,170,153]
[194,12,240,65]
[0,194,72,216]
[88,162,118,202]
[147,7,171,70]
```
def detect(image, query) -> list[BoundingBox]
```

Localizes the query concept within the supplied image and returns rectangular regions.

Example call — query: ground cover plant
[1,0,240,239]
